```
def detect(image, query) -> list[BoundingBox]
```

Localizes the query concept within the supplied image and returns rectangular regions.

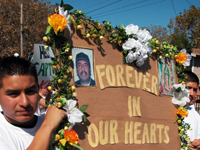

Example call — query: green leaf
[64,4,73,11]
[45,25,53,35]
[79,105,88,112]
[73,144,84,150]
[59,144,64,150]
[60,0,64,7]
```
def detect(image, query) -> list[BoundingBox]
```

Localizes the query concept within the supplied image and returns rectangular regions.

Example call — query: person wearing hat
[75,52,95,86]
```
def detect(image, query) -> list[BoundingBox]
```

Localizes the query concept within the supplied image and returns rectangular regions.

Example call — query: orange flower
[63,130,79,145]
[177,108,188,118]
[176,52,187,65]
[48,14,67,35]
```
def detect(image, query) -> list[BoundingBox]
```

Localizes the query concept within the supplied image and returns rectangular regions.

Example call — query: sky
[50,0,200,29]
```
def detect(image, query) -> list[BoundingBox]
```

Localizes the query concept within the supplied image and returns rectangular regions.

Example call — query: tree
[168,5,200,48]
[170,32,192,54]
[0,0,54,57]
[145,24,170,42]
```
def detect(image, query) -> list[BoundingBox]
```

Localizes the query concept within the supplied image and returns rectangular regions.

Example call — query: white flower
[136,55,145,67]
[144,42,153,54]
[171,84,190,106]
[122,38,136,50]
[137,29,152,43]
[125,51,139,63]
[63,99,83,129]
[180,49,191,66]
[58,6,71,36]
[125,24,139,35]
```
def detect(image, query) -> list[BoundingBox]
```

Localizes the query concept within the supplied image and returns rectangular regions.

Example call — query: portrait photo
[72,47,96,87]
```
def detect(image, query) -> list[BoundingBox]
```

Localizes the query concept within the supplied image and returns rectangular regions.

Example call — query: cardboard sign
[32,44,55,89]
[69,28,180,150]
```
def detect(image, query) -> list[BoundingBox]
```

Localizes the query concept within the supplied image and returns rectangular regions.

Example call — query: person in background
[0,56,66,150]
[75,52,95,86]
[182,71,200,150]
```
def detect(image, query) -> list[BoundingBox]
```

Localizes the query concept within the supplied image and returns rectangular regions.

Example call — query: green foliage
[170,32,193,54]
[0,0,54,57]
[168,5,200,48]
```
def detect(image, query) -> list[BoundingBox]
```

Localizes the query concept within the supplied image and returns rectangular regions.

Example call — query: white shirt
[184,104,200,141]
[0,112,44,150]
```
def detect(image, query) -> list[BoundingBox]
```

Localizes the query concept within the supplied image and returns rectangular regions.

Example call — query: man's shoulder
[90,78,96,86]
[75,80,81,85]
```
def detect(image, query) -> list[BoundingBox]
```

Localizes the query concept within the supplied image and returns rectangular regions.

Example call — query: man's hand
[190,139,200,149]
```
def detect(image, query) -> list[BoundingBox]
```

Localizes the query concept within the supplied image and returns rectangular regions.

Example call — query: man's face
[76,60,90,82]
[0,75,39,125]
[186,81,198,105]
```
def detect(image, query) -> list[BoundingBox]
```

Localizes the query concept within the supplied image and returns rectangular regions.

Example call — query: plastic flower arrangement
[171,83,191,150]
[43,1,89,150]
[148,39,192,82]
[122,24,153,67]
[42,0,193,149]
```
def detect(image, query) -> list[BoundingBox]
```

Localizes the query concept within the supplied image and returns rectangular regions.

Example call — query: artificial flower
[177,107,188,118]
[58,6,71,36]
[122,38,137,50]
[63,129,79,145]
[48,14,67,35]
[171,84,190,106]
[136,55,145,67]
[63,99,83,129]
[125,24,139,35]
[137,29,152,43]
[176,49,191,66]
[125,51,139,63]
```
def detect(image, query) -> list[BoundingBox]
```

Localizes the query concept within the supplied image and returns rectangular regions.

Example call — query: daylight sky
[50,0,200,29]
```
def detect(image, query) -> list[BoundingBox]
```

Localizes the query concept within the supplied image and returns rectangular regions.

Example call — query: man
[181,71,200,149]
[0,56,66,150]
[75,52,95,86]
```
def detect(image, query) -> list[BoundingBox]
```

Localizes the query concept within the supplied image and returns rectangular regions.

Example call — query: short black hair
[183,71,199,85]
[76,52,90,68]
[0,56,38,88]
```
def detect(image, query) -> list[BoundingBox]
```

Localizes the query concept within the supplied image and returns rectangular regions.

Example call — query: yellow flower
[76,25,82,30]
[55,134,61,141]
[43,36,48,41]
[153,49,157,53]
[58,79,63,84]
[52,65,57,70]
[177,120,182,123]
[65,48,70,53]
[99,35,104,40]
[56,102,62,108]
[44,45,49,50]
[48,14,67,35]
[72,92,77,97]
[159,55,162,59]
[68,55,72,60]
[165,54,169,57]
[92,34,97,38]
[71,85,76,91]
[59,139,67,146]
[47,86,52,91]
[86,33,90,38]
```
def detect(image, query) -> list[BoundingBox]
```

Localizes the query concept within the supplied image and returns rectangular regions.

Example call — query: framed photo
[158,58,176,96]
[72,47,96,87]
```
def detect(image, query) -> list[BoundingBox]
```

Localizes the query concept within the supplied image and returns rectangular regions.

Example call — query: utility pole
[20,3,23,57]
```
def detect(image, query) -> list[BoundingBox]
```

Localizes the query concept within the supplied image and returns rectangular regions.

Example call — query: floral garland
[42,0,193,149]
[171,84,192,150]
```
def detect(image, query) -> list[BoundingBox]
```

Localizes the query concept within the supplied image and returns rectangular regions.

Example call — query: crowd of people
[0,55,200,149]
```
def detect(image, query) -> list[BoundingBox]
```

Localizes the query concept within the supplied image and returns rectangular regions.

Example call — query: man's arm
[26,105,67,150]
